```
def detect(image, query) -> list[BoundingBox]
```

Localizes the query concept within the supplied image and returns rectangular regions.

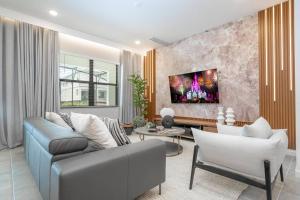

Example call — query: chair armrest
[50,139,166,200]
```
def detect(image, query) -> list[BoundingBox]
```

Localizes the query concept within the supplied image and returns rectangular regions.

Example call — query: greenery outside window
[59,53,118,107]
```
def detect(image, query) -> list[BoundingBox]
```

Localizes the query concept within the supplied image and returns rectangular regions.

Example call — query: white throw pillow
[272,129,288,134]
[217,124,244,136]
[70,112,91,132]
[242,117,273,139]
[70,112,117,148]
[45,112,72,130]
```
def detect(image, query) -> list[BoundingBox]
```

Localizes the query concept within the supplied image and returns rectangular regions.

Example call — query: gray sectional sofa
[24,118,166,200]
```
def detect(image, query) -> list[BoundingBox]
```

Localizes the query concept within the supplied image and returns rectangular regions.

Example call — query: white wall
[61,107,119,119]
[60,33,120,64]
[295,0,300,176]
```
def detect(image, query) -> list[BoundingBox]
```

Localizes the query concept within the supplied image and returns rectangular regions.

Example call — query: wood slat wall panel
[259,0,295,149]
[143,49,156,121]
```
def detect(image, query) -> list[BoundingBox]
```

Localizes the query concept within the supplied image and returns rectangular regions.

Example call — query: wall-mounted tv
[169,69,219,103]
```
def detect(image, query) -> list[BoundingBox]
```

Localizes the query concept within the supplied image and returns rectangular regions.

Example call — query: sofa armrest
[126,139,166,199]
[50,139,166,200]
[24,118,88,155]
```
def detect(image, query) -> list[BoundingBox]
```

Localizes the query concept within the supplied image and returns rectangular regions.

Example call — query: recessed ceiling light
[134,40,141,45]
[133,1,143,7]
[49,10,58,17]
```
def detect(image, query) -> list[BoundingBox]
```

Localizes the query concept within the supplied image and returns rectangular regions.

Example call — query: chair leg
[158,184,161,195]
[264,160,272,200]
[280,165,284,182]
[189,145,199,190]
[189,165,196,190]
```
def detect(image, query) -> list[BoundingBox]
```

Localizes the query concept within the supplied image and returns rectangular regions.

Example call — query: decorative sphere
[162,115,174,128]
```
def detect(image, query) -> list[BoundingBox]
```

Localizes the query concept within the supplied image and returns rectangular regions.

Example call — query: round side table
[134,127,185,157]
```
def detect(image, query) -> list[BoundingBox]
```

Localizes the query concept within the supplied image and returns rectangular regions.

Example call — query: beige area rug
[129,134,248,200]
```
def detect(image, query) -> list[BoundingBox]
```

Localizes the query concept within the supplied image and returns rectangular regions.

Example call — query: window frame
[59,57,118,108]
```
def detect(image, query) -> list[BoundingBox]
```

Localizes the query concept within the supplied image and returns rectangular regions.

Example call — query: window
[59,53,118,107]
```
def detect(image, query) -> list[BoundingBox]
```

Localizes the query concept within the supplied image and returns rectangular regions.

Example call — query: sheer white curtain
[120,50,142,124]
[0,17,59,149]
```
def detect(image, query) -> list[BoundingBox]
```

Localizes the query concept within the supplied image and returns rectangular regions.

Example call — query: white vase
[217,106,225,124]
[160,107,175,118]
[225,107,235,126]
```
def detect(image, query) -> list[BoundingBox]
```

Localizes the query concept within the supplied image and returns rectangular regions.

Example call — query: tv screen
[169,69,219,103]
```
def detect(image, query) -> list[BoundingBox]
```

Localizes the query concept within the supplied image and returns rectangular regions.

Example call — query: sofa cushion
[242,117,273,139]
[46,112,73,130]
[100,117,131,146]
[24,118,88,155]
[217,124,244,136]
[70,112,118,148]
[70,112,91,131]
[58,112,76,131]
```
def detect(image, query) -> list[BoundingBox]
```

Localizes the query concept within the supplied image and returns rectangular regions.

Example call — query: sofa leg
[189,145,199,190]
[280,165,284,182]
[158,184,161,195]
[264,160,272,200]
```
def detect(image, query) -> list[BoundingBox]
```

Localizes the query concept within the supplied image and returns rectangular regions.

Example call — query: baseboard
[287,149,296,156]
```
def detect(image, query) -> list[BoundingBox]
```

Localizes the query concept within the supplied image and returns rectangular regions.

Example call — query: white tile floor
[238,154,300,200]
[0,143,299,200]
[0,147,42,200]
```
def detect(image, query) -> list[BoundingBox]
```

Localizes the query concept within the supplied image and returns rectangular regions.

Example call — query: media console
[154,116,218,139]
[154,116,251,140]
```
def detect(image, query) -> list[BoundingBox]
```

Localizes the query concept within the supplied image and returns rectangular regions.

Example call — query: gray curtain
[0,17,59,149]
[120,50,142,124]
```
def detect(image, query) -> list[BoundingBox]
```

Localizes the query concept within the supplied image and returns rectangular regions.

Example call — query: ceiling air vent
[149,37,171,46]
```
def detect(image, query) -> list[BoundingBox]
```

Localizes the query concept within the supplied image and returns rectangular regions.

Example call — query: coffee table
[134,127,185,157]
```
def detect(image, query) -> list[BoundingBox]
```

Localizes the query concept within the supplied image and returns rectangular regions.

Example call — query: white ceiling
[0,0,283,51]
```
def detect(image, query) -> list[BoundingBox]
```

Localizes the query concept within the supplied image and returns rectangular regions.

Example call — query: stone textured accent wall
[156,15,259,121]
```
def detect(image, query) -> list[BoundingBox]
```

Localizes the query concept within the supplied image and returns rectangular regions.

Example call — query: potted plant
[128,74,148,128]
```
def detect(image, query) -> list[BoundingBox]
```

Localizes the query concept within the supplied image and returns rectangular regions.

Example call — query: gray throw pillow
[58,112,76,131]
[100,117,131,146]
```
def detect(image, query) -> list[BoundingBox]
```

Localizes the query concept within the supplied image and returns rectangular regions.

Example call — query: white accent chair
[190,128,288,200]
